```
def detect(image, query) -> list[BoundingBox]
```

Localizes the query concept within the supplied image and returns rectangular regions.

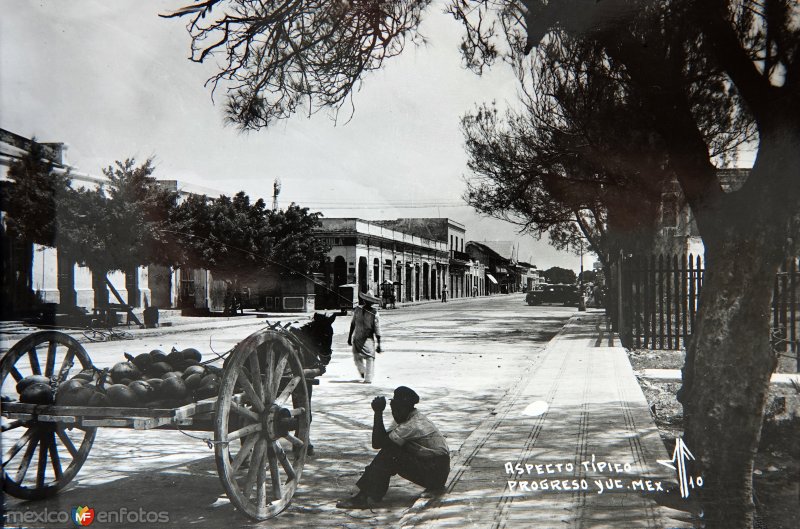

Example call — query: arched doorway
[422,262,429,299]
[431,266,437,300]
[333,256,347,288]
[396,261,403,302]
[358,256,368,293]
[415,265,420,301]
[405,265,412,301]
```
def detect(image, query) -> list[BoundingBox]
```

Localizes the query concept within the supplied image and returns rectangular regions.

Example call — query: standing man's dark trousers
[356,443,449,501]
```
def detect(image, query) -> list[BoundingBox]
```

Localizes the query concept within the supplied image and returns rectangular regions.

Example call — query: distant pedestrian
[336,386,450,509]
[441,284,448,303]
[348,290,382,383]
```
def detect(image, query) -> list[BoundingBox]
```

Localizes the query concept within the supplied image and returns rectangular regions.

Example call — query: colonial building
[466,241,513,294]
[373,218,472,299]
[517,261,541,292]
[313,218,449,307]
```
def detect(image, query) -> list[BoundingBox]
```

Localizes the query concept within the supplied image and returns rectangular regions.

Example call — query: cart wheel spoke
[4,429,35,465]
[230,402,260,422]
[28,350,41,375]
[284,433,305,451]
[55,348,76,384]
[228,423,262,442]
[48,432,63,480]
[44,341,57,377]
[9,365,23,383]
[36,435,49,488]
[276,376,301,405]
[2,419,24,433]
[268,350,288,401]
[13,431,39,483]
[267,442,282,498]
[256,457,268,514]
[55,427,79,459]
[262,343,275,400]
[248,350,264,402]
[272,441,296,481]
[237,367,265,413]
[243,438,266,499]
[231,434,259,473]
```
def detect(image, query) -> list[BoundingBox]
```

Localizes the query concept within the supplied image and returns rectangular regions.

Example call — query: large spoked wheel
[214,329,310,520]
[1,331,97,500]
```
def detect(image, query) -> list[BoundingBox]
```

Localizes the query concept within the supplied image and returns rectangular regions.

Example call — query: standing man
[441,283,448,303]
[336,386,450,509]
[348,289,382,383]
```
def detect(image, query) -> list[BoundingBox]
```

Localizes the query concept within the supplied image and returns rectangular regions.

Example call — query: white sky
[0,0,590,271]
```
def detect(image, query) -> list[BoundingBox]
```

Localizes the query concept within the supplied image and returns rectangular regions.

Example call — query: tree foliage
[162,0,432,130]
[3,141,73,248]
[57,159,181,272]
[173,191,328,279]
[541,266,576,285]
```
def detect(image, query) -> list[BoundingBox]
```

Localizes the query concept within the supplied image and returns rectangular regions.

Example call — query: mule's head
[309,312,336,365]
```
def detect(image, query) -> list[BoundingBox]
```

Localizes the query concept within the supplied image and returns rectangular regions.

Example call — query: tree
[3,140,73,248]
[2,141,75,312]
[173,191,328,280]
[168,2,800,526]
[57,159,181,300]
[161,0,432,130]
[578,270,597,284]
[265,204,329,277]
[541,266,577,285]
[483,3,798,526]
[174,191,271,279]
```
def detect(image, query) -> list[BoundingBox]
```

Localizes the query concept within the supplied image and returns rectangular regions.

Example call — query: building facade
[313,218,449,307]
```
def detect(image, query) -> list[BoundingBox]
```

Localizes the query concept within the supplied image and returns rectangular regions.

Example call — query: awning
[486,274,498,284]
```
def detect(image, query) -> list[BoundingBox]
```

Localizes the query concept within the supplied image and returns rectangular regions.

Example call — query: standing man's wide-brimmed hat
[359,289,381,304]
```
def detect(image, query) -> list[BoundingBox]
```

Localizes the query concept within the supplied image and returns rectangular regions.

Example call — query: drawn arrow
[657,437,695,498]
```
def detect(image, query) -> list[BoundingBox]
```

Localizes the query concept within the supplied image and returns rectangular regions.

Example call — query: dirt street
[3,294,573,528]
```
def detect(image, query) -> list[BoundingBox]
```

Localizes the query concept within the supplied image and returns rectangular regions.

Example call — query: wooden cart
[1,326,320,521]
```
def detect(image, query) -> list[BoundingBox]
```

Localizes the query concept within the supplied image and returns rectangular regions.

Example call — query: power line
[286,200,466,206]
[305,204,471,210]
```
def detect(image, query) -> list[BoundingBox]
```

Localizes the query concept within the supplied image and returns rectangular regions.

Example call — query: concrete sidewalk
[398,313,697,529]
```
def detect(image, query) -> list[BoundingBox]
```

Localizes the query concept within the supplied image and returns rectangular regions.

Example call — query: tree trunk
[680,238,780,527]
[679,128,800,528]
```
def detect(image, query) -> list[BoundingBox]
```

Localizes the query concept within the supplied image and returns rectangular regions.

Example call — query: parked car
[526,284,581,307]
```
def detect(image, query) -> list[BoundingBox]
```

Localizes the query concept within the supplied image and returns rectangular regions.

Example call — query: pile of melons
[16,348,222,408]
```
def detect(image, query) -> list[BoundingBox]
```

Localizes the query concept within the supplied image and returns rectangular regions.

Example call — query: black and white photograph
[1,1,798,528]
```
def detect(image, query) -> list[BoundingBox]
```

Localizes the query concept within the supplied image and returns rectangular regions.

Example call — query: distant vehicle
[526,284,581,307]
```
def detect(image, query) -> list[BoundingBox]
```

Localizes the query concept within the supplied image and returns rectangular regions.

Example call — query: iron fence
[619,254,799,371]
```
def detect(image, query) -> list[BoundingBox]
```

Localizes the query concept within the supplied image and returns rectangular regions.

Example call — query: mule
[285,312,337,455]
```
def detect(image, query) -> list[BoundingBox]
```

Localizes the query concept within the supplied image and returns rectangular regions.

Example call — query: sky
[0,0,591,272]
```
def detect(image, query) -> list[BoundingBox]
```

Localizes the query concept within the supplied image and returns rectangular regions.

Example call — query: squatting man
[337,386,450,509]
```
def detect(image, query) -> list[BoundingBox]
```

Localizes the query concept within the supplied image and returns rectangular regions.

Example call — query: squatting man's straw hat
[359,289,381,304]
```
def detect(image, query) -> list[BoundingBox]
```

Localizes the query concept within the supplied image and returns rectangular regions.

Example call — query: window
[373,258,380,282]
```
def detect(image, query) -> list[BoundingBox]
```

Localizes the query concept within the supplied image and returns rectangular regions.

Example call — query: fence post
[617,249,625,343]
[791,257,798,372]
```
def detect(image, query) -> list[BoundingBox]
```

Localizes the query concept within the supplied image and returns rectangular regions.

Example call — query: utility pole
[272,178,281,211]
